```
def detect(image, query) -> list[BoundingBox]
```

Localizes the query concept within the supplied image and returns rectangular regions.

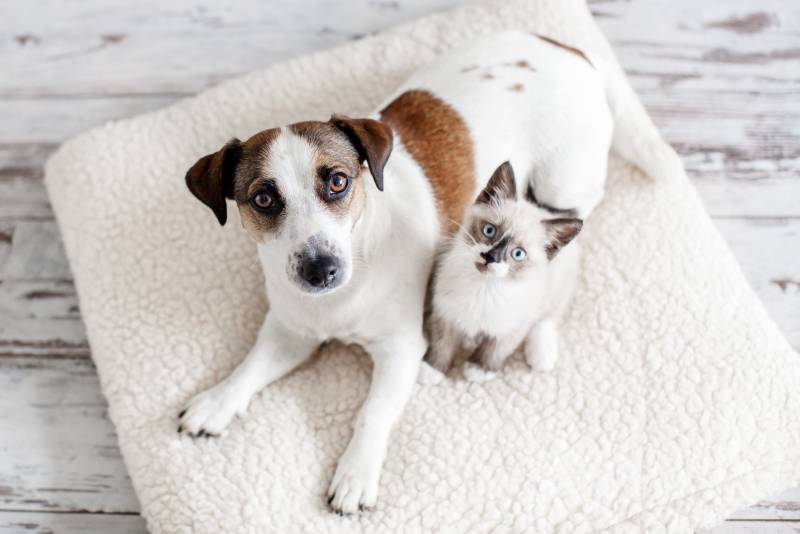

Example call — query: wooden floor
[1,0,798,532]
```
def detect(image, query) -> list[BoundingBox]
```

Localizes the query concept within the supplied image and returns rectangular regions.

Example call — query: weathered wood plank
[0,0,462,97]
[702,520,800,534]
[730,488,800,521]
[0,144,54,221]
[0,97,175,145]
[714,217,800,350]
[0,216,87,356]
[1,221,71,281]
[1,0,797,97]
[0,280,88,358]
[0,357,139,512]
[592,0,800,91]
[644,89,800,218]
[1,0,799,529]
[0,511,145,534]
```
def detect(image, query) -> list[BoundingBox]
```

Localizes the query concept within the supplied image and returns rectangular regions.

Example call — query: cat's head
[455,161,583,279]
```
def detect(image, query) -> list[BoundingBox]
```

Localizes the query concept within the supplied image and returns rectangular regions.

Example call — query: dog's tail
[589,52,685,182]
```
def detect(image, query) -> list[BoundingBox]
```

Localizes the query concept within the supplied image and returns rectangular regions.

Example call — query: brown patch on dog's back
[536,34,594,68]
[507,83,524,92]
[380,90,475,234]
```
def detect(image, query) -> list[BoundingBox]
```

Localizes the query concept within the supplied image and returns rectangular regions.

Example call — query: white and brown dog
[179,31,679,514]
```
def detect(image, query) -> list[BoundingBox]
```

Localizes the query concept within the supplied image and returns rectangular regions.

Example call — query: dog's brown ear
[477,161,517,204]
[330,115,393,191]
[185,139,242,225]
[542,218,582,260]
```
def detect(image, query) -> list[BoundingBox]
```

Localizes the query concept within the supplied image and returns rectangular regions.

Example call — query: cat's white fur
[421,164,581,383]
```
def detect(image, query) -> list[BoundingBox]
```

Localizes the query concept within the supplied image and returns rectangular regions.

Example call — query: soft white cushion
[44,0,800,532]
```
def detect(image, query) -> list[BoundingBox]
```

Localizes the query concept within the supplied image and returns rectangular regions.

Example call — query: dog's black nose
[301,255,340,288]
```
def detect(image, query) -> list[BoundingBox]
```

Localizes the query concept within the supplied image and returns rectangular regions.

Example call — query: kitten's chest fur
[433,271,542,340]
[432,243,580,345]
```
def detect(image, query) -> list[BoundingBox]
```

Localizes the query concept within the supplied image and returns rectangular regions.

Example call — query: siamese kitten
[419,162,582,384]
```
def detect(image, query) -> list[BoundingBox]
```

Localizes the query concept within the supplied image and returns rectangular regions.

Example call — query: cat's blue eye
[482,223,496,238]
[511,247,526,261]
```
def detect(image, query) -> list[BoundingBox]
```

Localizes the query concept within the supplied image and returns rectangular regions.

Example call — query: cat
[419,161,582,384]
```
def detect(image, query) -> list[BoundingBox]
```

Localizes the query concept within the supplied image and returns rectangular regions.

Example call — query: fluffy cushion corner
[44,0,800,532]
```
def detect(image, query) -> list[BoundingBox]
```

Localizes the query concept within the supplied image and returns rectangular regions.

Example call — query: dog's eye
[511,247,526,261]
[482,223,496,238]
[328,172,349,195]
[252,192,273,209]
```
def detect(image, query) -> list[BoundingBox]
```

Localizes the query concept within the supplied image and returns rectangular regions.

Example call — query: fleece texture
[44,0,800,532]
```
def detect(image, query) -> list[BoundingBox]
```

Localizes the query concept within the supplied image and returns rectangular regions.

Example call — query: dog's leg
[327,332,424,514]
[177,313,317,437]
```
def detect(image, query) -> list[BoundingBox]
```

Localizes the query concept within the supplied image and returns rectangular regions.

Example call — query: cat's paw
[463,362,496,383]
[525,321,559,372]
[417,361,446,385]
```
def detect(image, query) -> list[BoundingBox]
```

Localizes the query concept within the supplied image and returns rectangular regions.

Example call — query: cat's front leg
[524,318,559,372]
[419,316,458,385]
[463,334,520,383]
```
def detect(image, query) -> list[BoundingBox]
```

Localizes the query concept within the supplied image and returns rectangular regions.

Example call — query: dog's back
[381,30,613,219]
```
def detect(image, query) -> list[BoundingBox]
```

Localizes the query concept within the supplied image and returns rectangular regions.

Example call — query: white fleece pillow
[44,0,800,532]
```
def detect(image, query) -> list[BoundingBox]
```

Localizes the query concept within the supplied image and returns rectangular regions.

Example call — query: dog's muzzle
[299,254,341,290]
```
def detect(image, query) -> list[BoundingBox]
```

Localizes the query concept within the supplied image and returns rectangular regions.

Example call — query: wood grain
[0,0,462,97]
[703,521,800,534]
[0,511,145,534]
[0,358,138,513]
[730,488,800,521]
[0,0,798,531]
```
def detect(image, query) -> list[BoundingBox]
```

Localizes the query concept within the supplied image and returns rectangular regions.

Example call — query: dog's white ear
[330,115,393,191]
[185,139,242,225]
[542,218,582,260]
[477,161,516,204]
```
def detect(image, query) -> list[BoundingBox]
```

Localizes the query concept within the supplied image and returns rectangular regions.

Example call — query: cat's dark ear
[477,161,517,204]
[542,218,582,260]
[185,139,242,225]
[525,182,537,205]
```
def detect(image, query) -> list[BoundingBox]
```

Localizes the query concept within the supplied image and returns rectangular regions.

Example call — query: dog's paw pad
[463,362,496,383]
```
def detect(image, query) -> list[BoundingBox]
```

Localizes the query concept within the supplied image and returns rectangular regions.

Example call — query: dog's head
[185,116,393,295]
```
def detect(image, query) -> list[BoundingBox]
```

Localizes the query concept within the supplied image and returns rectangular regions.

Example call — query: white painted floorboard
[1,0,798,532]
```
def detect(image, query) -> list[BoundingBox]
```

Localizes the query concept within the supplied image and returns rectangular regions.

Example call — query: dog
[179,30,679,514]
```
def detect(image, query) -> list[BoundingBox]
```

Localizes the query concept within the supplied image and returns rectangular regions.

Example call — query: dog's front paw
[417,361,445,385]
[177,381,250,438]
[327,444,381,515]
[463,362,496,383]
